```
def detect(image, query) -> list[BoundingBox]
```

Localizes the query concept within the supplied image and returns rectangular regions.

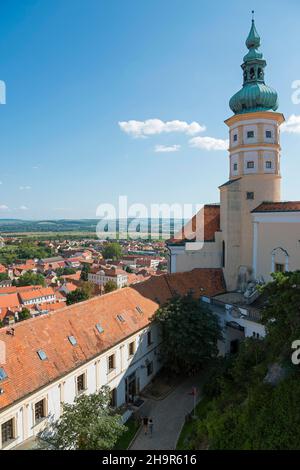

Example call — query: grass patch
[114,416,140,450]
[176,396,211,450]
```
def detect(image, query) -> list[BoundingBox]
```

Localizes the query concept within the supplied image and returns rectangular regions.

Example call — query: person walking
[142,416,149,435]
[148,418,153,437]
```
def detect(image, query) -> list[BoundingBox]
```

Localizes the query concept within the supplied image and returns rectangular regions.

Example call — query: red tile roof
[19,287,55,302]
[252,201,300,213]
[167,204,220,245]
[133,268,225,304]
[0,268,225,410]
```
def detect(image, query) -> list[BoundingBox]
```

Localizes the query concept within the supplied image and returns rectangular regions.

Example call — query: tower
[220,14,285,290]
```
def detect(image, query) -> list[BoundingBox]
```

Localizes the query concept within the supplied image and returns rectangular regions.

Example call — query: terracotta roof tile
[252,201,300,213]
[19,287,55,302]
[0,268,225,410]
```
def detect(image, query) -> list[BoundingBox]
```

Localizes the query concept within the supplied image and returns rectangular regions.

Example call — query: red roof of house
[133,268,225,304]
[19,287,55,302]
[0,268,225,410]
[167,204,220,245]
[252,201,300,213]
[0,294,21,319]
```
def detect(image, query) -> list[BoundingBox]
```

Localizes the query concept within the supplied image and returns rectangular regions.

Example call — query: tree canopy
[104,280,118,294]
[153,294,222,375]
[38,387,125,450]
[102,242,122,260]
[184,271,300,450]
[14,271,46,287]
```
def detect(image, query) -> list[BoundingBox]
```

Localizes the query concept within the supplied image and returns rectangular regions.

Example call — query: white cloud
[119,119,206,138]
[19,205,28,211]
[281,114,300,134]
[19,185,31,190]
[189,136,229,151]
[154,144,181,153]
[0,204,9,210]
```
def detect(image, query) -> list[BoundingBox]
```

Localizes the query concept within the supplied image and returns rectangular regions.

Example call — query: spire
[229,13,278,115]
[246,11,260,49]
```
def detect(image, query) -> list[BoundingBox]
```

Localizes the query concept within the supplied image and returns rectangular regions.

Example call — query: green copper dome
[229,16,278,115]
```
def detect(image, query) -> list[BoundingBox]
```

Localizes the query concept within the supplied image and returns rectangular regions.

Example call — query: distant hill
[0,218,185,235]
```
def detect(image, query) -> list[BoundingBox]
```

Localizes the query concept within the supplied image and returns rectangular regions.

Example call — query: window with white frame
[128,341,135,357]
[108,354,115,372]
[34,399,46,423]
[76,373,86,394]
[1,418,15,446]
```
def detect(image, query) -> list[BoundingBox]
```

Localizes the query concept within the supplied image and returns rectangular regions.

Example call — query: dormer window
[247,131,254,138]
[247,161,254,169]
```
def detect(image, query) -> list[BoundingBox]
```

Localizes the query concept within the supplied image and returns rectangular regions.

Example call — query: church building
[167,17,300,294]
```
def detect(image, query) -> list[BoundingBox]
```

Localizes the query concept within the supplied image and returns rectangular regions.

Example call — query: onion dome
[229,13,278,115]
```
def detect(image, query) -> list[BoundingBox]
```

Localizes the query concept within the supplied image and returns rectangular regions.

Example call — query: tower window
[233,134,238,142]
[247,161,254,169]
[246,192,254,200]
[247,131,254,138]
[233,163,238,171]
[266,161,272,169]
[266,130,272,138]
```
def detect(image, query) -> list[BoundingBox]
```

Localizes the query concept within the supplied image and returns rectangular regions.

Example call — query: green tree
[66,288,89,305]
[104,280,118,294]
[0,273,9,282]
[80,264,91,281]
[38,387,125,450]
[102,242,122,260]
[153,295,222,375]
[56,267,76,276]
[261,271,300,361]
[15,271,46,287]
[18,308,31,322]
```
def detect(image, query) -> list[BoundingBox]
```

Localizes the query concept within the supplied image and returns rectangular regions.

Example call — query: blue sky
[0,0,300,219]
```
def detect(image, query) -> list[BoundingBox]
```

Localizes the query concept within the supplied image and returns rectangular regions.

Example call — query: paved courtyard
[130,374,204,450]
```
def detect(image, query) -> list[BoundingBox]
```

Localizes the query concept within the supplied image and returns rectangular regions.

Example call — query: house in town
[88,266,128,289]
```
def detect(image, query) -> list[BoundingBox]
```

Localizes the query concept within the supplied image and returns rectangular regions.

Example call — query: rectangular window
[275,263,285,273]
[108,354,115,372]
[35,399,46,423]
[266,130,272,138]
[246,192,254,200]
[147,330,152,346]
[147,361,153,377]
[128,341,135,357]
[76,373,86,393]
[247,130,254,138]
[233,163,238,171]
[233,134,238,142]
[247,161,254,169]
[1,419,14,445]
[266,161,272,169]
